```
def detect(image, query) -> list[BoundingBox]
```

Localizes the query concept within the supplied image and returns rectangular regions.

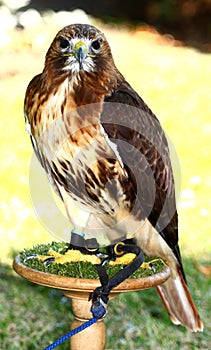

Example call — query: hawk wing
[102,79,183,273]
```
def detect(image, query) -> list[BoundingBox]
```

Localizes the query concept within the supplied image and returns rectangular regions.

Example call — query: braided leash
[44,317,98,350]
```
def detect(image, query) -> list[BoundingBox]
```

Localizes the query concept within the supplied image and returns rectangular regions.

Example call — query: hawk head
[44,24,115,75]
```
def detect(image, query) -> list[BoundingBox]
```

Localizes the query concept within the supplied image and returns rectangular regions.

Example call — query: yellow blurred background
[0,19,211,264]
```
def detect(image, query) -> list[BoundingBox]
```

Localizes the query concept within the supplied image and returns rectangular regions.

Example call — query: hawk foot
[24,249,101,266]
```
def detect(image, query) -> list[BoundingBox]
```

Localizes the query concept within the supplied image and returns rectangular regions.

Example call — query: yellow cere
[74,41,87,52]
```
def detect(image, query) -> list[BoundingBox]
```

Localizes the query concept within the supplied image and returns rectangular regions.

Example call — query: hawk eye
[91,38,102,51]
[59,36,69,49]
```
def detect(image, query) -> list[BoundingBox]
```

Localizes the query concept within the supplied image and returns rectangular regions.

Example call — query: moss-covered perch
[14,242,170,350]
[20,241,166,279]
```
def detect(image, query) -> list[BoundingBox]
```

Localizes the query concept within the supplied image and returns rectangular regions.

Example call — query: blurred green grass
[0,24,210,349]
[1,258,210,349]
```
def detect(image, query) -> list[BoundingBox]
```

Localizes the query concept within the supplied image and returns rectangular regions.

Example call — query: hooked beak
[74,41,87,69]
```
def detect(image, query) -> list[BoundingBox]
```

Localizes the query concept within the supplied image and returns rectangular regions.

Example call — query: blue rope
[44,317,98,350]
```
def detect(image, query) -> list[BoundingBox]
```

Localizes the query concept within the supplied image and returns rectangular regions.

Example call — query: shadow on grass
[1,257,210,349]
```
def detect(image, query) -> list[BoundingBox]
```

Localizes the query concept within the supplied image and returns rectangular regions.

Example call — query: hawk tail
[156,266,203,332]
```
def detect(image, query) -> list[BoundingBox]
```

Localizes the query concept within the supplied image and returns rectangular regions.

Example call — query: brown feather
[156,266,203,332]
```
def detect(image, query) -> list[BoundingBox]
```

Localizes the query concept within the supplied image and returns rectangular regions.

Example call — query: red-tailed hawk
[24,23,203,332]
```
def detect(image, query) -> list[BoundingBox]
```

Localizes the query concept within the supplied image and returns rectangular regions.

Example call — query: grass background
[0,20,210,349]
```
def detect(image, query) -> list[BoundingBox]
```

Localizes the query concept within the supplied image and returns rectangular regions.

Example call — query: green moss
[20,242,165,279]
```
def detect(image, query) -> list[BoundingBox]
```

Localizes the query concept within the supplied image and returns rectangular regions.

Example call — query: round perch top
[13,242,170,298]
